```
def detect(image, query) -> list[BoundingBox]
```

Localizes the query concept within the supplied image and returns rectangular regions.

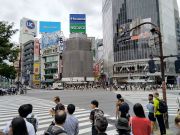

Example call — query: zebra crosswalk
[0,95,118,135]
[114,91,179,116]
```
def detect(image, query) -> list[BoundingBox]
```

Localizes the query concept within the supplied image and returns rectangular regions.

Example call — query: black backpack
[44,125,67,135]
[158,99,168,113]
[26,114,37,132]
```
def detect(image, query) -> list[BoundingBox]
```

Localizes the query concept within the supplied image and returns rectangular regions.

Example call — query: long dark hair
[11,117,28,135]
[133,103,146,118]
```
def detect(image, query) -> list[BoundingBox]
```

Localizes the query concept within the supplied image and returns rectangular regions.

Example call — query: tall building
[40,32,64,87]
[103,0,180,84]
[62,33,93,82]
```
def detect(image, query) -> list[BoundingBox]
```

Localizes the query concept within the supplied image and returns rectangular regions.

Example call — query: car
[52,82,64,90]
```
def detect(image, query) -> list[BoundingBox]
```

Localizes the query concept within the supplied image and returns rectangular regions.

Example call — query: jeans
[156,115,166,135]
[92,125,98,135]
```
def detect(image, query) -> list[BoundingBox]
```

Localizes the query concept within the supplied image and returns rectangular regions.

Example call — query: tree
[0,63,17,80]
[0,21,18,63]
[0,21,19,79]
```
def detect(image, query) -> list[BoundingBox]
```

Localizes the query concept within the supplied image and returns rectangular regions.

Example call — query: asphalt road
[25,88,179,132]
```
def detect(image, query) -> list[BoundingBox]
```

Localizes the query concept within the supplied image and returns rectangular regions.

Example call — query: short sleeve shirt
[131,116,151,135]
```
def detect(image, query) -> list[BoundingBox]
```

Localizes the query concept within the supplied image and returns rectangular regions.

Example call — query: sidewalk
[154,129,174,135]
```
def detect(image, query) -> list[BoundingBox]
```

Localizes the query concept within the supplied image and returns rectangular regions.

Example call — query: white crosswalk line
[0,95,116,135]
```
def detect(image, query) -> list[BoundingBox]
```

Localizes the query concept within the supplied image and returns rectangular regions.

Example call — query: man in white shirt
[3,104,35,135]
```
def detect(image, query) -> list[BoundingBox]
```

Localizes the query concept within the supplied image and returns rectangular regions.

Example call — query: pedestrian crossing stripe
[0,96,118,135]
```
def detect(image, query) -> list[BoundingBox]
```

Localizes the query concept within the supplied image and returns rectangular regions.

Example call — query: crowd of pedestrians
[0,92,180,135]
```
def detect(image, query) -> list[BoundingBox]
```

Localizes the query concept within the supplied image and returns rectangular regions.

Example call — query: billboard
[70,14,86,33]
[34,38,40,61]
[34,62,40,74]
[41,32,64,49]
[39,21,61,33]
[20,18,37,36]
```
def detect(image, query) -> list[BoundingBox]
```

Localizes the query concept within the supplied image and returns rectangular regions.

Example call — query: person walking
[90,100,104,135]
[63,104,79,135]
[8,117,28,135]
[154,92,166,135]
[146,94,157,132]
[130,103,151,135]
[95,116,108,135]
[44,110,67,135]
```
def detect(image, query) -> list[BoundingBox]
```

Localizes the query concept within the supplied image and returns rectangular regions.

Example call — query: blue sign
[39,21,61,33]
[26,20,35,29]
[70,14,86,24]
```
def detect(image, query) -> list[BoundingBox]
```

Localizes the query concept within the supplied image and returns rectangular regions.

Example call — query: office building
[103,0,180,84]
[62,33,93,83]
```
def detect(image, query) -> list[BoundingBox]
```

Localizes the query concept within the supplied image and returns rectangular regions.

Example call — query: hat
[95,116,108,131]
[115,117,131,131]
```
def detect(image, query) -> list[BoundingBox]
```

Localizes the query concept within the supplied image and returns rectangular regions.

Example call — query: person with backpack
[49,96,63,116]
[44,110,67,135]
[90,100,104,135]
[63,104,79,135]
[154,92,166,135]
[26,104,39,133]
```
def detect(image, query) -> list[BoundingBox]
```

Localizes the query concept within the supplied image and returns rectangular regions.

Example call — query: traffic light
[175,59,180,73]
[148,60,156,73]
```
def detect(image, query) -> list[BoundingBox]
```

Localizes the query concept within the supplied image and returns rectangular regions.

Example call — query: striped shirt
[63,114,79,135]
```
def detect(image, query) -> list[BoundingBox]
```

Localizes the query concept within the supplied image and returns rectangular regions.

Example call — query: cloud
[0,0,103,43]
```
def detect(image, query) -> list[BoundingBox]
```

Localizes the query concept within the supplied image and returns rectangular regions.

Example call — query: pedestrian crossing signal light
[175,59,180,73]
[148,60,156,73]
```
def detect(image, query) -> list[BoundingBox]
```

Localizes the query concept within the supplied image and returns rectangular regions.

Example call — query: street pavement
[0,89,179,135]
[0,95,118,135]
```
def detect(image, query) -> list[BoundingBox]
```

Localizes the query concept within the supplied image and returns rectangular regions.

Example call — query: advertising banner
[41,32,63,49]
[34,39,40,61]
[34,62,40,75]
[69,14,86,34]
[20,18,37,36]
[39,21,61,33]
[70,23,86,33]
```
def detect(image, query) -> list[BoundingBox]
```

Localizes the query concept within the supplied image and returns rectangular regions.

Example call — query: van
[52,82,64,90]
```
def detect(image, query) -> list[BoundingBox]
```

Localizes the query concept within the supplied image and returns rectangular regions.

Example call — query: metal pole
[158,32,169,128]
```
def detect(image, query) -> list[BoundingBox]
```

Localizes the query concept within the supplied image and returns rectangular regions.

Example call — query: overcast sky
[0,0,180,43]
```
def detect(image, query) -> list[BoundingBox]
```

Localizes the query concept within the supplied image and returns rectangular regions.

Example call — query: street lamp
[119,22,169,128]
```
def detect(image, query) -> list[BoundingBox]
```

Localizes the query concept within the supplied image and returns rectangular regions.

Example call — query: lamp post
[119,22,169,128]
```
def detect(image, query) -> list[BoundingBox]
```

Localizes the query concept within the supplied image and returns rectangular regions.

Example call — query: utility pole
[117,22,169,128]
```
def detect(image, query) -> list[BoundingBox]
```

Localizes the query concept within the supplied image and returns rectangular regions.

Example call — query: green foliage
[0,63,17,79]
[0,21,18,63]
[0,21,18,79]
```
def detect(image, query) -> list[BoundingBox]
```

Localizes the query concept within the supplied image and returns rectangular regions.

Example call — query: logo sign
[39,21,61,33]
[70,14,86,33]
[26,20,35,29]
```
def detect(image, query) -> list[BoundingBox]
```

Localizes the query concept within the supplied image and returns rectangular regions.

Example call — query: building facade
[103,0,180,84]
[62,33,93,82]
[22,40,34,86]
